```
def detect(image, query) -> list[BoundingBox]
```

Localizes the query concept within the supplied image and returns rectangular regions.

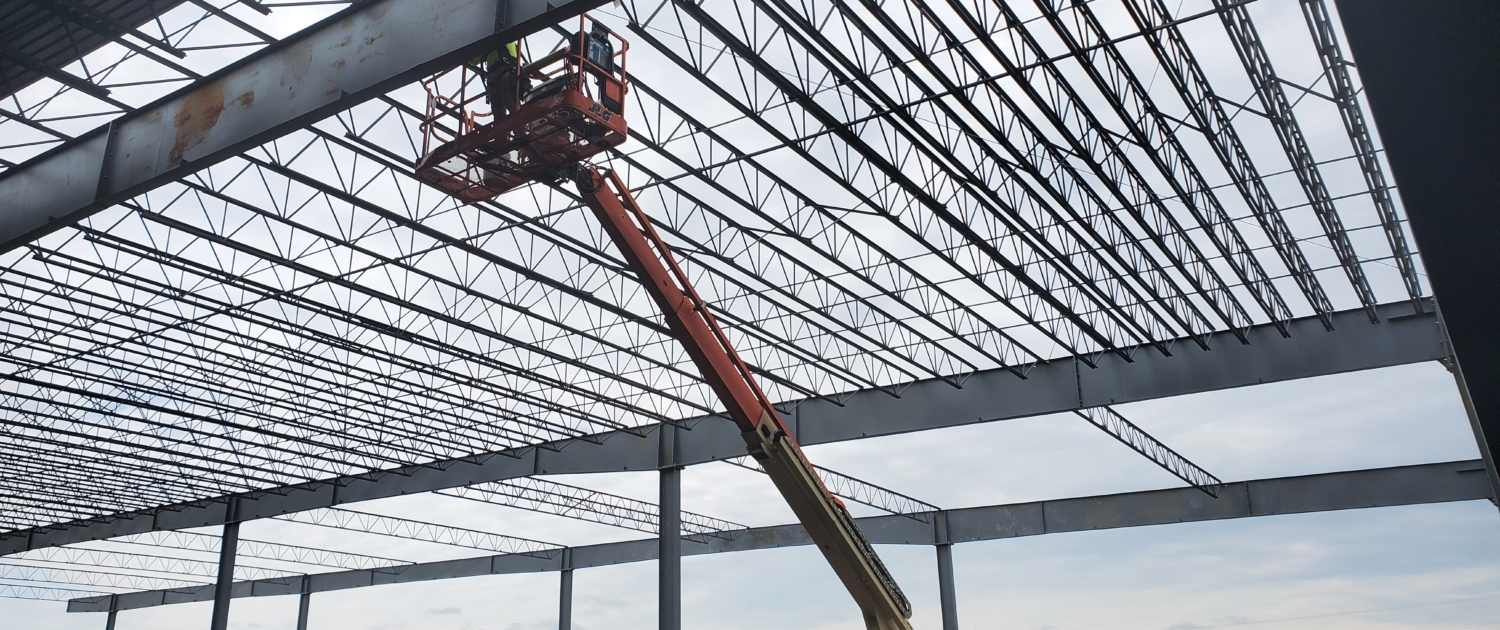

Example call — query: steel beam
[0,0,606,254]
[208,521,239,630]
[6,302,1442,556]
[67,460,1491,613]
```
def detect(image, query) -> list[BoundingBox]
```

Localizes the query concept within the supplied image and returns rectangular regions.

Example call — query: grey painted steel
[67,460,1490,613]
[558,551,573,630]
[209,521,239,630]
[104,596,117,630]
[296,576,310,630]
[935,544,957,630]
[13,303,1441,557]
[934,512,958,630]
[659,467,681,630]
[0,0,606,255]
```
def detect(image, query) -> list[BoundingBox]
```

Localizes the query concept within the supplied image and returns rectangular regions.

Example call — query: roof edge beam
[0,301,1444,556]
[66,459,1492,612]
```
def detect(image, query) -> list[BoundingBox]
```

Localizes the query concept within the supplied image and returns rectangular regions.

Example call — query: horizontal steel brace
[65,459,1492,613]
[0,301,1443,556]
[0,0,606,254]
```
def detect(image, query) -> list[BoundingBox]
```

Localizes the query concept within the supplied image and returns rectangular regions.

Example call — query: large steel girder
[0,0,609,254]
[0,301,1444,555]
[67,459,1494,613]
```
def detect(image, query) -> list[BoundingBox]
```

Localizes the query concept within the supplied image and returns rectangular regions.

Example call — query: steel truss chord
[272,507,564,557]
[1120,0,1337,330]
[829,0,1216,354]
[1213,0,1379,320]
[919,0,1256,340]
[0,563,207,591]
[1298,0,1424,311]
[3,546,298,582]
[0,583,106,602]
[632,0,1139,361]
[724,457,939,522]
[1074,407,1220,495]
[320,106,943,402]
[1036,0,1295,336]
[755,0,1197,355]
[618,80,1035,375]
[438,477,750,543]
[27,0,189,60]
[113,530,414,572]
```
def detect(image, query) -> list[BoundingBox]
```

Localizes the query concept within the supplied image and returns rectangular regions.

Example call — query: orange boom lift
[416,17,913,630]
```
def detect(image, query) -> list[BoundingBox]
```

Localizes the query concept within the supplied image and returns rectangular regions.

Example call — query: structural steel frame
[0,0,1489,628]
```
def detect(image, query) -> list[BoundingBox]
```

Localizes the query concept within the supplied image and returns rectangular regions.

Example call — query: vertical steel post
[104,595,118,630]
[296,575,311,630]
[934,512,959,630]
[659,424,681,630]
[935,545,958,630]
[659,467,682,630]
[209,520,240,630]
[559,548,574,630]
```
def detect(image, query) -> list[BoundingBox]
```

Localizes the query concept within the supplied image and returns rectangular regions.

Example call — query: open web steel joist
[0,0,1489,625]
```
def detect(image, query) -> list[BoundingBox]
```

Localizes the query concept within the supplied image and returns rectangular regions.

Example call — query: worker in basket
[416,15,630,201]
[472,41,524,117]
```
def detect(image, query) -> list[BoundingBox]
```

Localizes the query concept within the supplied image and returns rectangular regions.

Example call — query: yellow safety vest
[470,43,517,69]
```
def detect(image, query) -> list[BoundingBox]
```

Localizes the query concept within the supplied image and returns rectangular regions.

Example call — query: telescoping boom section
[414,16,913,629]
[573,165,914,630]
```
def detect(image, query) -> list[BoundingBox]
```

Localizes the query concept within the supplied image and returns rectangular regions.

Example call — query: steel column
[104,595,118,630]
[208,520,239,630]
[934,512,958,630]
[935,545,957,630]
[559,548,574,630]
[659,466,682,630]
[296,575,311,630]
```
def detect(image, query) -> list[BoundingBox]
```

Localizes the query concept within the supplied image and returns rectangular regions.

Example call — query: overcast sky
[5,0,1498,628]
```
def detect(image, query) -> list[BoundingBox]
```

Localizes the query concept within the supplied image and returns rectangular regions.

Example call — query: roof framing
[0,0,1484,611]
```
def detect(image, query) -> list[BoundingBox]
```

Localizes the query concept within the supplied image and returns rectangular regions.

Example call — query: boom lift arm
[572,165,914,630]
[414,18,912,626]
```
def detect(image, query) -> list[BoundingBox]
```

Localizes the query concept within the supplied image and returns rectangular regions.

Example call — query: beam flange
[0,0,606,254]
[4,302,1443,556]
[65,460,1492,613]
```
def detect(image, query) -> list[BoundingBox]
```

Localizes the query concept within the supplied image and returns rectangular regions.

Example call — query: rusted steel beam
[0,0,606,254]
